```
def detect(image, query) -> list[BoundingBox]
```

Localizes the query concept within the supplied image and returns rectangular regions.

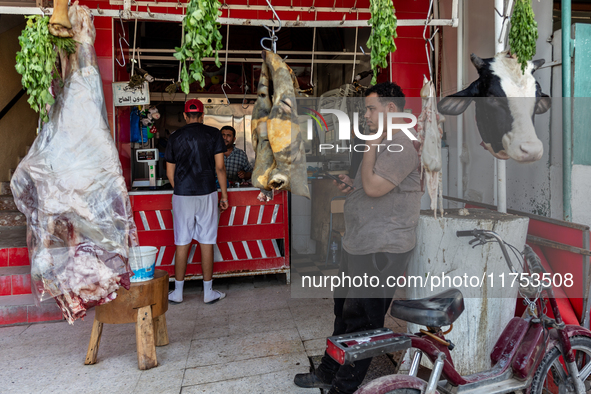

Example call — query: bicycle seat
[390,289,464,327]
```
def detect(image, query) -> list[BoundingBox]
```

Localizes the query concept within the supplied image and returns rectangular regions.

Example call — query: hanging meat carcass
[417,76,445,218]
[10,3,136,324]
[256,50,310,199]
[251,61,276,202]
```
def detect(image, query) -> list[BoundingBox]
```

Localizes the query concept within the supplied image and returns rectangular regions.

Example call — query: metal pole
[495,0,507,213]
[562,0,573,222]
[456,0,464,203]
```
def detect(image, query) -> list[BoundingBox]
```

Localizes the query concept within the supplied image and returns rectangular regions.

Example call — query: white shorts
[172,192,219,245]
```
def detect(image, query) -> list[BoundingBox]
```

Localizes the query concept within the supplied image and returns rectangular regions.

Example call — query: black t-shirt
[164,123,226,196]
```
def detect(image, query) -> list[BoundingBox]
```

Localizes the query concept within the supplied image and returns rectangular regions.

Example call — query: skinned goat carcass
[260,50,310,199]
[11,3,136,324]
[417,76,445,218]
[251,61,276,202]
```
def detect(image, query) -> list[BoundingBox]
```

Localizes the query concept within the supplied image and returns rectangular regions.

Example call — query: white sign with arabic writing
[113,82,150,107]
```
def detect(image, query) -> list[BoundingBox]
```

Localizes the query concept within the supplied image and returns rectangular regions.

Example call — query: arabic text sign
[113,82,150,106]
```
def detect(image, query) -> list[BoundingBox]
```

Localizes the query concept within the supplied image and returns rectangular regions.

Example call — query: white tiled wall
[291,188,316,255]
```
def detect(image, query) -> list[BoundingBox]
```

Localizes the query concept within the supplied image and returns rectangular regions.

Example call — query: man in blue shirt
[165,99,229,304]
[221,125,253,183]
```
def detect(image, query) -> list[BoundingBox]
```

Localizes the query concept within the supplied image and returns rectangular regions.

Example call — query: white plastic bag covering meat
[10,3,137,324]
[417,76,445,218]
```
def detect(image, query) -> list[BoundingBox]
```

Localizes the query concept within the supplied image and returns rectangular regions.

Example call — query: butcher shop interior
[116,15,443,275]
[117,20,398,277]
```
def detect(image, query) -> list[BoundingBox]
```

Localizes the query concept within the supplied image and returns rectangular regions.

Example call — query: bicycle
[326,229,591,394]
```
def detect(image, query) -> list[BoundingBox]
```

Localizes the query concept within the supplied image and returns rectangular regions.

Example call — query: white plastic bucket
[129,246,158,282]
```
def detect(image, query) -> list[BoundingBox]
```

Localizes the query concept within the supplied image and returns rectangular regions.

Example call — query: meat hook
[309,27,316,88]
[262,0,281,53]
[241,64,249,109]
[221,83,231,106]
[116,11,129,68]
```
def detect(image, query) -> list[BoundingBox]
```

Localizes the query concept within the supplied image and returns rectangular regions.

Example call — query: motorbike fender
[546,325,591,352]
[356,375,437,394]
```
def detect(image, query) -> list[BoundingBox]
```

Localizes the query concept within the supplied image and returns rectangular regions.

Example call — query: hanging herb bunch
[15,15,76,123]
[366,0,397,85]
[509,0,538,74]
[174,0,224,95]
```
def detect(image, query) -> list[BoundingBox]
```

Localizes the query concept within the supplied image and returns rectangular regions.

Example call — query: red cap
[184,99,204,113]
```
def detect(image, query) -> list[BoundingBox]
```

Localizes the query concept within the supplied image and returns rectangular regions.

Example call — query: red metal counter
[129,188,290,282]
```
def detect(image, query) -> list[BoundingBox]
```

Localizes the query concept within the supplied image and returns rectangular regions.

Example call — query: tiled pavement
[0,255,408,394]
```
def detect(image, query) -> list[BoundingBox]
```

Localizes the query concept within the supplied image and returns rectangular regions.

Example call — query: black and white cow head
[438,51,551,162]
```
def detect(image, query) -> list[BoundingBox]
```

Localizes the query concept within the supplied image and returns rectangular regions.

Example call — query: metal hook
[309,27,316,87]
[422,0,434,42]
[119,10,126,38]
[241,85,250,109]
[350,26,358,84]
[240,64,249,109]
[262,0,281,34]
[116,35,129,67]
[423,0,438,81]
[221,83,231,106]
[340,14,346,25]
[97,4,104,14]
[260,36,278,53]
[146,5,154,17]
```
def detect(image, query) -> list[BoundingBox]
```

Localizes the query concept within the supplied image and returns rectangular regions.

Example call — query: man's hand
[219,197,229,213]
[335,175,355,194]
[237,170,252,180]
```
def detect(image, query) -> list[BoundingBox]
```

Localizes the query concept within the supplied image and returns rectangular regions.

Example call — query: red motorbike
[327,229,591,394]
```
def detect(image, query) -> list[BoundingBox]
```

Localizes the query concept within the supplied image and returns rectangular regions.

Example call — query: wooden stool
[85,269,169,370]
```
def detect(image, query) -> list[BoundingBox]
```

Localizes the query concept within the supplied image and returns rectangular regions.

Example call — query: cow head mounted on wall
[438,52,551,162]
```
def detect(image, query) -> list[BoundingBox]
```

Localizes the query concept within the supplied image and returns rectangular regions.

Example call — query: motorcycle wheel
[530,336,591,393]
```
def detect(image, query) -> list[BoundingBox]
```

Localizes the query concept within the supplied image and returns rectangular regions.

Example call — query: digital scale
[132,149,169,188]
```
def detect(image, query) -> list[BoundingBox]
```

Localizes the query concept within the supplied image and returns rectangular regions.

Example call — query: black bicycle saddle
[390,289,465,327]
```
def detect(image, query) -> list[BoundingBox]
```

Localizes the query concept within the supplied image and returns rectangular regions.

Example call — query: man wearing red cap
[165,99,229,304]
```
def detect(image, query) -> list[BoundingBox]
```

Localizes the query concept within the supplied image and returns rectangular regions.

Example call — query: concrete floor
[0,272,407,394]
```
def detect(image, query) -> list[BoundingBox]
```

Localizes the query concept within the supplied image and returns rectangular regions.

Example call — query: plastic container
[129,246,158,282]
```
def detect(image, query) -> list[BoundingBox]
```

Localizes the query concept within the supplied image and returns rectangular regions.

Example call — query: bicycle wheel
[530,336,591,393]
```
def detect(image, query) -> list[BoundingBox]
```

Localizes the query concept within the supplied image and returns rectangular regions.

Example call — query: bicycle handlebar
[456,229,518,274]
